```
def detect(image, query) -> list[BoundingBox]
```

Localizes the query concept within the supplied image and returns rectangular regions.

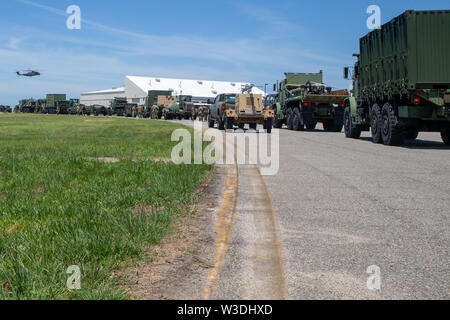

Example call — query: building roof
[126,76,265,98]
[81,87,125,95]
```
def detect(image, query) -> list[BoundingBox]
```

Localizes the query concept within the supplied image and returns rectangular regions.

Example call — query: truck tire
[226,117,234,130]
[370,103,383,144]
[287,109,294,130]
[292,108,304,131]
[265,118,273,134]
[218,116,225,130]
[344,106,361,138]
[208,116,215,128]
[273,112,283,128]
[322,121,332,132]
[249,123,257,130]
[405,129,419,141]
[441,129,450,145]
[238,124,245,129]
[381,103,405,146]
[333,108,344,132]
[305,122,317,130]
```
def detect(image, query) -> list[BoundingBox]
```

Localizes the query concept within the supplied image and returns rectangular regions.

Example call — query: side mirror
[344,67,349,80]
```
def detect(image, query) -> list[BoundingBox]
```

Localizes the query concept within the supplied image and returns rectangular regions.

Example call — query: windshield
[225,95,236,103]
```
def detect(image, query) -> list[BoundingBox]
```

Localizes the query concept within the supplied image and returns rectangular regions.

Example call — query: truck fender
[345,97,362,124]
[345,97,357,115]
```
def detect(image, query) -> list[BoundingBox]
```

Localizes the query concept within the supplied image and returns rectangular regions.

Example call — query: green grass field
[0,114,211,299]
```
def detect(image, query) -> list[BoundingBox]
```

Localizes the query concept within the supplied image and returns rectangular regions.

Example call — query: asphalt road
[264,126,449,299]
[178,120,449,300]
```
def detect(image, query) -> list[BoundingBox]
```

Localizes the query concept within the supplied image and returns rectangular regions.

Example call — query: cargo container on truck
[343,10,450,145]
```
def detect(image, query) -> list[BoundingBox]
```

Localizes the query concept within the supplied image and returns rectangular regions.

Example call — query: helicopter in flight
[16,70,41,77]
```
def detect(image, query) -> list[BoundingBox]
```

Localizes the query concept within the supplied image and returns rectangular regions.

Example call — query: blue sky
[1,0,449,107]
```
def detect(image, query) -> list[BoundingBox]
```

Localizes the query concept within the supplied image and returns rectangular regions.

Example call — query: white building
[80,76,265,107]
[80,87,125,107]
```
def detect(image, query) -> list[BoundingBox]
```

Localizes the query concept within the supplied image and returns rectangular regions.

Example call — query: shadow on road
[359,137,450,150]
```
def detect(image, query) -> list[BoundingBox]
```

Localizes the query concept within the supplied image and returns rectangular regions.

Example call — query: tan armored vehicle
[210,93,274,133]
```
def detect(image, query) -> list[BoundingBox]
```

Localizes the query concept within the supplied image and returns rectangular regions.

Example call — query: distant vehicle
[45,94,67,114]
[209,93,274,133]
[343,10,450,146]
[178,95,195,120]
[110,97,135,117]
[0,105,12,113]
[273,72,349,131]
[144,90,173,118]
[16,70,41,77]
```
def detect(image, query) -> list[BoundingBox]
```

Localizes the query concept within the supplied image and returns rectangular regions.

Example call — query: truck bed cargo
[359,10,450,97]
[344,10,450,146]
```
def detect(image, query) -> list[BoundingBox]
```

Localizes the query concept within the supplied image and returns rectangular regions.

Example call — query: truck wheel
[293,108,304,131]
[273,113,283,129]
[265,118,273,134]
[405,129,419,140]
[441,129,450,145]
[238,124,245,129]
[332,108,344,132]
[344,106,361,138]
[208,116,215,128]
[305,122,317,130]
[249,123,257,130]
[370,104,383,144]
[226,117,234,130]
[287,109,294,130]
[218,116,225,130]
[381,103,405,146]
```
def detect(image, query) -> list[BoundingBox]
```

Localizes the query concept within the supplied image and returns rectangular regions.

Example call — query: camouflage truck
[209,93,275,133]
[178,95,196,119]
[17,99,45,113]
[343,10,450,146]
[68,99,81,115]
[110,97,133,117]
[273,72,349,131]
[144,90,173,118]
[45,94,67,114]
[0,105,12,113]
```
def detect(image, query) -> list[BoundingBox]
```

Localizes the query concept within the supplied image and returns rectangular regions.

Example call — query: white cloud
[8,37,24,49]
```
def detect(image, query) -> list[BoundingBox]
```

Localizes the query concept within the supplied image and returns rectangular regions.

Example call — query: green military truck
[68,99,81,115]
[144,90,173,118]
[110,97,134,117]
[45,94,68,114]
[273,72,349,131]
[178,95,195,119]
[17,99,45,113]
[0,105,12,113]
[84,104,110,116]
[343,10,450,146]
[164,102,183,120]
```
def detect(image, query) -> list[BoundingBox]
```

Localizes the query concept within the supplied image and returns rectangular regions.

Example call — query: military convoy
[343,10,450,146]
[5,10,449,146]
